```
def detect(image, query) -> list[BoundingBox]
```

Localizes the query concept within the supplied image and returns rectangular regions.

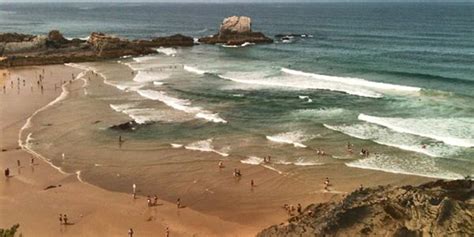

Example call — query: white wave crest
[218,71,383,98]
[282,68,421,95]
[266,131,314,148]
[136,89,227,124]
[358,114,474,148]
[133,70,170,83]
[346,153,464,180]
[184,139,229,157]
[324,123,462,157]
[156,47,177,56]
[184,65,208,75]
[240,156,264,165]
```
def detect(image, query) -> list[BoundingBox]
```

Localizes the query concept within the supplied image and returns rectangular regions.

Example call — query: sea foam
[184,139,229,157]
[346,153,464,180]
[358,114,474,148]
[266,131,314,148]
[136,89,227,124]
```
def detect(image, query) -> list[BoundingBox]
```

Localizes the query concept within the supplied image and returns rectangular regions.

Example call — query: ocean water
[5,2,474,180]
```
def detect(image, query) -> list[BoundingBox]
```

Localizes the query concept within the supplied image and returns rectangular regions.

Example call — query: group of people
[233,168,242,177]
[347,142,371,158]
[58,214,69,225]
[146,195,159,207]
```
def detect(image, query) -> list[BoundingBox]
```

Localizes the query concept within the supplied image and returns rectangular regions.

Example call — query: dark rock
[109,121,139,131]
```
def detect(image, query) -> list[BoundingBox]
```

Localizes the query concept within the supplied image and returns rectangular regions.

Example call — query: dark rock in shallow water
[109,121,139,131]
[199,16,273,45]
[257,179,473,237]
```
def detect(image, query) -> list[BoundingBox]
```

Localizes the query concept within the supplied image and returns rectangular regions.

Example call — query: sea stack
[199,16,273,46]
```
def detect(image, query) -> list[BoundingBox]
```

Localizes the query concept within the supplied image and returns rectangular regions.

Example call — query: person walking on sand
[59,214,63,225]
[132,183,136,198]
[176,198,181,208]
[4,168,10,178]
[63,214,68,225]
[166,227,170,237]
[153,195,158,205]
[251,179,255,187]
[128,228,134,237]
[147,196,152,207]
[17,160,20,167]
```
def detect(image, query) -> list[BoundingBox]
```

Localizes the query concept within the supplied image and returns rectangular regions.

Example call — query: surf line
[18,66,91,177]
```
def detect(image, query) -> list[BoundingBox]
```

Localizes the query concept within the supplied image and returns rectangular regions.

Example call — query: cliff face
[199,16,273,45]
[258,180,473,237]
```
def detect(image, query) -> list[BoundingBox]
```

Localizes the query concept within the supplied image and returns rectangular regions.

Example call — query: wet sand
[1,63,432,236]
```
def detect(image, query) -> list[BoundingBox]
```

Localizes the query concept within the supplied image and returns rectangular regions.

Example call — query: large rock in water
[87,32,153,57]
[258,179,473,237]
[220,16,252,34]
[199,16,273,45]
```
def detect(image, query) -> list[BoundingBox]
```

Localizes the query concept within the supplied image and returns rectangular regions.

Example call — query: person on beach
[218,161,224,168]
[63,214,68,225]
[59,214,63,225]
[2,85,5,93]
[324,177,330,191]
[132,183,136,198]
[297,203,302,214]
[166,227,170,237]
[153,195,158,206]
[128,228,134,237]
[4,168,10,178]
[17,160,20,167]
[40,85,44,94]
[176,198,181,208]
[251,179,255,187]
[147,196,152,207]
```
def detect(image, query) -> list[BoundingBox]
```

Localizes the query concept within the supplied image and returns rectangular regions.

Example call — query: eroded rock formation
[0,30,194,68]
[199,16,273,45]
[258,179,473,237]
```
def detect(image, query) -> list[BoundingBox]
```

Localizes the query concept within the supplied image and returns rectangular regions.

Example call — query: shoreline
[1,62,436,236]
[1,64,259,236]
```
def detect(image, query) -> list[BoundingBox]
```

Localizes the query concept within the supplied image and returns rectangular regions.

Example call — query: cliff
[258,179,473,237]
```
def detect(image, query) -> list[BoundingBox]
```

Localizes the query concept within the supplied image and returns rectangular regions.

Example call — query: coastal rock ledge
[199,16,273,45]
[258,179,473,237]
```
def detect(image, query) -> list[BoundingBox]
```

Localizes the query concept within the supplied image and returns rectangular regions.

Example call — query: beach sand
[0,64,432,236]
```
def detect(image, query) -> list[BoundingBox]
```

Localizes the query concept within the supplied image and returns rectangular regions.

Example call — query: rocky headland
[0,30,194,68]
[0,16,275,68]
[258,179,473,237]
[199,16,273,46]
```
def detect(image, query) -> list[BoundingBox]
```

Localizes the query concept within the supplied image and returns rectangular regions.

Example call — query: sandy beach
[0,63,434,236]
[0,65,262,237]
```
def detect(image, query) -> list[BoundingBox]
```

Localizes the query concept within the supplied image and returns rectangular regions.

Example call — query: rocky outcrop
[0,30,194,68]
[199,16,273,46]
[258,179,473,237]
[134,34,194,47]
